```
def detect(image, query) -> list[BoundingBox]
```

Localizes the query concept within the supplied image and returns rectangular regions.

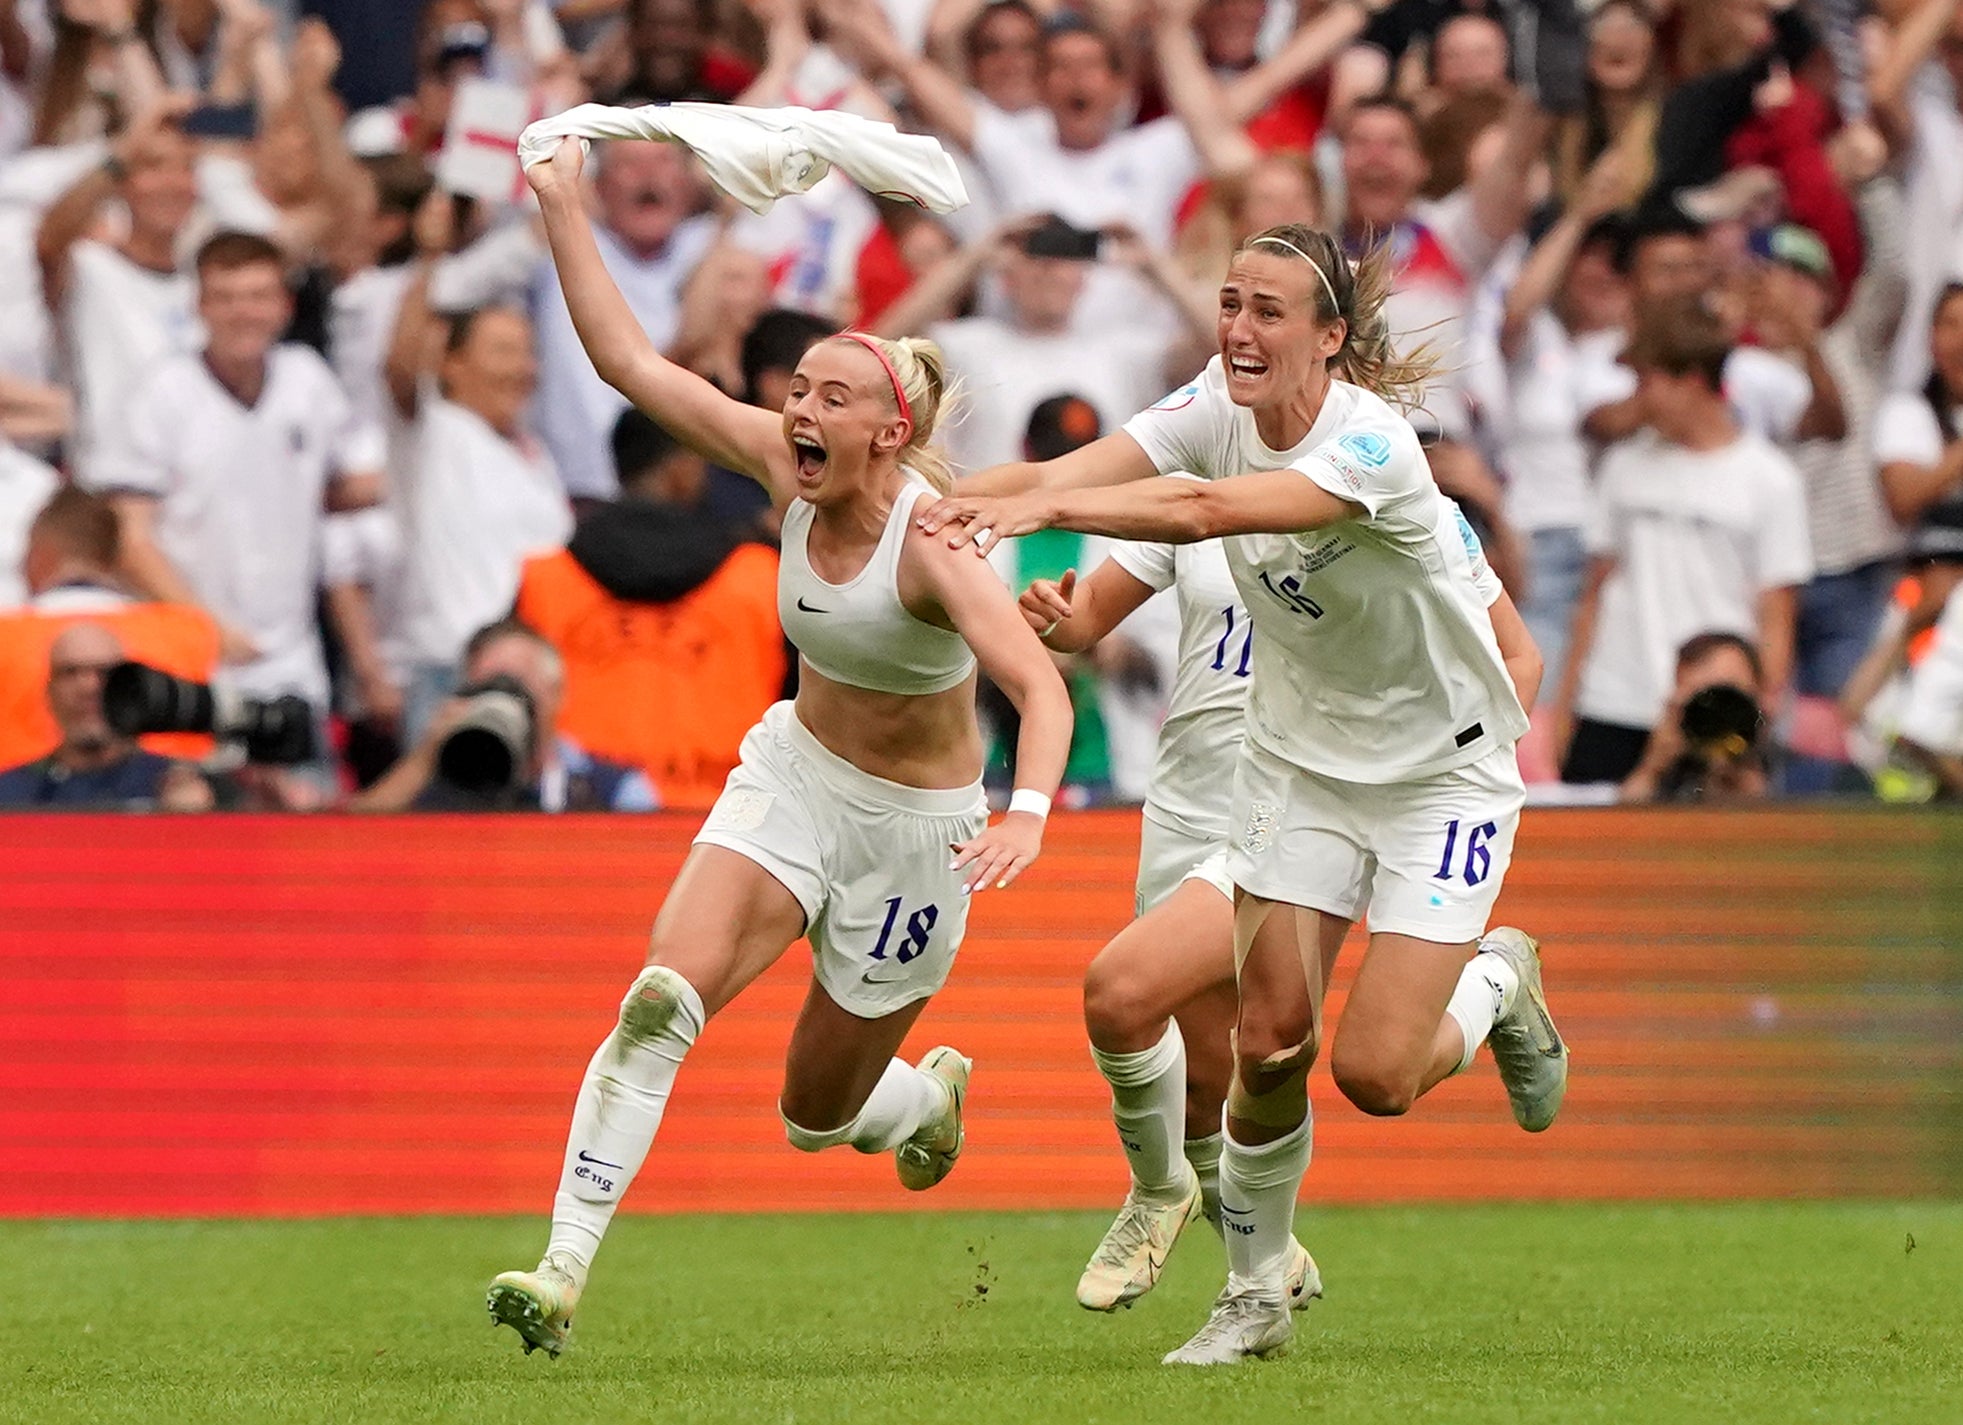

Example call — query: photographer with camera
[1619,633,1774,804]
[349,617,654,813]
[0,623,212,811]
[1553,294,1813,787]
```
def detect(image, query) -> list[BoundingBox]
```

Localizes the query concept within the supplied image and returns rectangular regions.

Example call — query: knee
[617,965,703,1045]
[1082,957,1160,1047]
[1330,1047,1417,1118]
[1234,1013,1319,1084]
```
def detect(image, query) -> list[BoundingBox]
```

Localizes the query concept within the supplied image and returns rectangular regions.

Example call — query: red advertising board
[2,810,1958,1216]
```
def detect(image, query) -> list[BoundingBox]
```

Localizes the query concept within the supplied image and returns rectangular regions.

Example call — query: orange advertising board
[2,810,1958,1217]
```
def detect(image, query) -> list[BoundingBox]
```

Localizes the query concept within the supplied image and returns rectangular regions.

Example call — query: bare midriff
[793,662,984,790]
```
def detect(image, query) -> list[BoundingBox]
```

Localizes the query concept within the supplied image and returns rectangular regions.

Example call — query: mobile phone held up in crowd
[179,102,258,141]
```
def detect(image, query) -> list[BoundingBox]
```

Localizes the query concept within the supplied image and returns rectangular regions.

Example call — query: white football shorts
[1135,812,1236,917]
[1226,736,1526,945]
[695,702,988,1018]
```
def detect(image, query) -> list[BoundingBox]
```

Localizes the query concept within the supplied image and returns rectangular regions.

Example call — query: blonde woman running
[488,138,1073,1358]
[924,223,1567,1366]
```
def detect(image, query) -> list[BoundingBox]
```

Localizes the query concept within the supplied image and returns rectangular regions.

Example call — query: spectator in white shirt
[868,8,1247,343]
[87,232,386,722]
[37,103,202,484]
[874,213,1205,479]
[386,265,573,744]
[0,433,59,608]
[1577,206,1846,449]
[1555,295,1814,786]
[1874,282,1963,580]
[1483,153,1632,702]
[528,137,715,500]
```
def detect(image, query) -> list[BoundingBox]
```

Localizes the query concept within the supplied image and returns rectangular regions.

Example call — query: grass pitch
[6,1204,1959,1425]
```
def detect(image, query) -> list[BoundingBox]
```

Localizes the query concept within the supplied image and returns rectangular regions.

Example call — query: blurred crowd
[1,0,1963,812]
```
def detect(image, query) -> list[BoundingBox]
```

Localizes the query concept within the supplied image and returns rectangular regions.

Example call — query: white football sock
[1088,1020,1188,1198]
[546,967,705,1286]
[1444,950,1521,1074]
[781,1058,944,1154]
[1183,1131,1224,1230]
[1219,1110,1312,1296]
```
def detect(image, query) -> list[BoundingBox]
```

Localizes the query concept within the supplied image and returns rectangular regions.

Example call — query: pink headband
[836,331,913,429]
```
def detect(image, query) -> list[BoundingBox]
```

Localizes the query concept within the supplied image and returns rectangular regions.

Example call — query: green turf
[4,1205,1960,1425]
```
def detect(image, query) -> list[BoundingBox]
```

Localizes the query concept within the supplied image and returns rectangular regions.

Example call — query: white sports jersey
[779,476,976,696]
[1108,533,1249,840]
[1123,359,1528,784]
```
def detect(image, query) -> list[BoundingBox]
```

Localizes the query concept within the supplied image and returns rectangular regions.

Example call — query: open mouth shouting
[1227,353,1271,386]
[791,433,829,483]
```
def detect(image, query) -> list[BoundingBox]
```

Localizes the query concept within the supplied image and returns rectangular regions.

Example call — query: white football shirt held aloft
[1109,532,1251,841]
[1122,359,1528,785]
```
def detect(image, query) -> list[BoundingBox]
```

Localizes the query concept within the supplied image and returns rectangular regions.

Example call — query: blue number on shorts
[1211,606,1254,678]
[872,896,940,964]
[1433,819,1499,886]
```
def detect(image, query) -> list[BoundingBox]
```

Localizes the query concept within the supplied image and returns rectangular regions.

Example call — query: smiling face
[781,339,911,504]
[1216,249,1344,411]
[1341,104,1426,233]
[1041,30,1124,150]
[1589,4,1656,95]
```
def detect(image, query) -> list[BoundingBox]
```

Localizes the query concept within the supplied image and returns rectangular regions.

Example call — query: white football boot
[486,1255,581,1358]
[1283,1238,1323,1311]
[1076,1164,1204,1311]
[895,1046,971,1191]
[1478,927,1569,1132]
[1161,1283,1293,1366]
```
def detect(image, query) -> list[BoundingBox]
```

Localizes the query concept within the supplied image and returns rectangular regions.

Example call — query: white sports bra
[778,479,977,696]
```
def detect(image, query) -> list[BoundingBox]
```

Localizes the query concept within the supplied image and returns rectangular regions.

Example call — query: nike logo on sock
[576,1151,623,1170]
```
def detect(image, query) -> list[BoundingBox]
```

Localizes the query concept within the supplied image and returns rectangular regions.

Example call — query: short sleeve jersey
[1121,359,1527,784]
[1108,531,1250,839]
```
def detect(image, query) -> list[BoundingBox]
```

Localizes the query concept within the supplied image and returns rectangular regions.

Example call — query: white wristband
[1008,789,1052,820]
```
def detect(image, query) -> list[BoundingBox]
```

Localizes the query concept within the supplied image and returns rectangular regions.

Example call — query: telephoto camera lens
[436,675,539,794]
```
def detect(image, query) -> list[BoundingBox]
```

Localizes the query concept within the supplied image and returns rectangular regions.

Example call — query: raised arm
[825,0,981,153]
[1148,0,1258,181]
[1221,0,1378,126]
[525,139,793,498]
[1499,149,1628,360]
[1469,91,1552,249]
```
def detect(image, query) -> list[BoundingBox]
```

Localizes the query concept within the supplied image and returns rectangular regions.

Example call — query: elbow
[1186,486,1237,542]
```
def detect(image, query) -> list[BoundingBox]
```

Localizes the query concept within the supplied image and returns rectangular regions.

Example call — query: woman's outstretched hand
[917,492,1055,552]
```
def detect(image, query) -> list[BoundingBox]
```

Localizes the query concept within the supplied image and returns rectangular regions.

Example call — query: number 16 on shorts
[1433,818,1498,886]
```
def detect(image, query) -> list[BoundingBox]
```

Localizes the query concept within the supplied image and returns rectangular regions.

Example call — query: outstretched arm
[525,139,793,499]
[929,468,1359,549]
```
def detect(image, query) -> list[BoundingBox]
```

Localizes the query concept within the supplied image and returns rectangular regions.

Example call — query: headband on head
[836,331,914,430]
[1246,236,1341,314]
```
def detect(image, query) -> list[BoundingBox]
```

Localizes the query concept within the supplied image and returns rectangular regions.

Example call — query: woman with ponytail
[485,138,1072,1359]
[921,223,1565,1367]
